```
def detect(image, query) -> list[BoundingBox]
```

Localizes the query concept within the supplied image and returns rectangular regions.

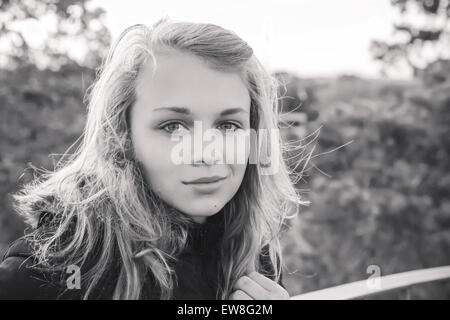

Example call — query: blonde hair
[11,17,309,299]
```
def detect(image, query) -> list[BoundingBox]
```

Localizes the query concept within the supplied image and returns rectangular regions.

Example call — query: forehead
[135,50,251,115]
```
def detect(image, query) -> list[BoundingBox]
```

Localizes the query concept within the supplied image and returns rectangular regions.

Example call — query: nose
[192,151,220,166]
[192,146,222,166]
[190,120,224,166]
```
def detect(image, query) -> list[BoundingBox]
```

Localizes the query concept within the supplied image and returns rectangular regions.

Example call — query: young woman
[0,17,307,300]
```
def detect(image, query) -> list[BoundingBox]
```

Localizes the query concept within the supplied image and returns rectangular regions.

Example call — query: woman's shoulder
[0,236,81,299]
[0,237,47,299]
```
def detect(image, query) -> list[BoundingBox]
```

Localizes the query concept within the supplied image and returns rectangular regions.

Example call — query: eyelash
[160,121,242,134]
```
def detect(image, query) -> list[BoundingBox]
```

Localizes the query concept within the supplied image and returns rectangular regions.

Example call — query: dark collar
[184,212,225,257]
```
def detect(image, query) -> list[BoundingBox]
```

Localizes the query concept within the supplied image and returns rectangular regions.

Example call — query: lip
[182,176,227,185]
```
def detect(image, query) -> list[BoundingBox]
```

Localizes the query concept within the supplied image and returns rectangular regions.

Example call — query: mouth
[182,176,227,185]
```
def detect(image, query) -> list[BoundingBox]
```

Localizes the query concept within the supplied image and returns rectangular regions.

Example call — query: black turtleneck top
[171,213,225,299]
[0,212,283,299]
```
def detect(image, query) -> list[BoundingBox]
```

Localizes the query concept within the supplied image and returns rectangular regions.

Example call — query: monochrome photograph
[0,0,449,304]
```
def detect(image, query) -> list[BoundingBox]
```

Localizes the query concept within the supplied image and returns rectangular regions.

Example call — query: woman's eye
[161,122,188,134]
[218,122,240,132]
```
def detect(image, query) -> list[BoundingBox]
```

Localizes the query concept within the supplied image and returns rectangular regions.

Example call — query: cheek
[132,131,178,189]
[229,163,248,189]
[225,131,251,160]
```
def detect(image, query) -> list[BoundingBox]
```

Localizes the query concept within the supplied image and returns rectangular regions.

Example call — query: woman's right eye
[161,122,189,134]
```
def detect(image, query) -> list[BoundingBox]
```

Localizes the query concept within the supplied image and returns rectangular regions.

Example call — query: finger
[234,275,269,300]
[248,272,290,299]
[248,271,281,292]
[230,290,253,300]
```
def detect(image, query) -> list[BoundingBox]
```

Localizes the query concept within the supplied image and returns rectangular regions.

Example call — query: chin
[184,201,225,217]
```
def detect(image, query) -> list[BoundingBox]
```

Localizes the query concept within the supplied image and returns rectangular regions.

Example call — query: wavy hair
[10,17,310,299]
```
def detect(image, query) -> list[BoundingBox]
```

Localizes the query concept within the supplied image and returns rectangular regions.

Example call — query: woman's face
[130,50,251,224]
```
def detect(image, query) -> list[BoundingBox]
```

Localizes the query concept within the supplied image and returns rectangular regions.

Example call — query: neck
[191,215,207,224]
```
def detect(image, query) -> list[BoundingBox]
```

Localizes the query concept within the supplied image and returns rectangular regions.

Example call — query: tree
[370,0,450,77]
[0,0,111,69]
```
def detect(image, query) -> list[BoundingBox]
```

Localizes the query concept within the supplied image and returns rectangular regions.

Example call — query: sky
[93,0,409,79]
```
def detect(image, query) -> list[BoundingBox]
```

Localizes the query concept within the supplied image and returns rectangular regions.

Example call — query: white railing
[291,265,450,300]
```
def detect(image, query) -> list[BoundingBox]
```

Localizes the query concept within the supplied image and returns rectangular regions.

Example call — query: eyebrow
[152,106,248,116]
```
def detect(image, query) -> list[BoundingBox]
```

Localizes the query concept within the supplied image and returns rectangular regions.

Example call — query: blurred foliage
[0,0,111,69]
[280,71,450,298]
[0,63,95,246]
[371,0,450,76]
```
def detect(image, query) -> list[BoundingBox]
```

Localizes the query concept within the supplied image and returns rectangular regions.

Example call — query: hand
[229,271,290,300]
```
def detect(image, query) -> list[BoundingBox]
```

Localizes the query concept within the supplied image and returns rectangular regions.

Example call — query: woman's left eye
[218,122,241,132]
